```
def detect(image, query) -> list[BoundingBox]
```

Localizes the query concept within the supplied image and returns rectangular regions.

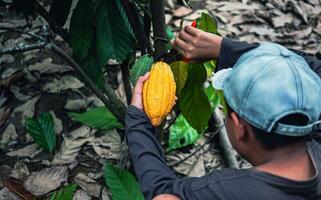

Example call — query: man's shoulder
[191,168,253,191]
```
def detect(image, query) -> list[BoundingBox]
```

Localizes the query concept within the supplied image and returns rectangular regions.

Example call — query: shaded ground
[0,0,320,199]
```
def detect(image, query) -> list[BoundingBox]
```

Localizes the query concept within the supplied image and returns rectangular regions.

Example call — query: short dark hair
[225,103,308,150]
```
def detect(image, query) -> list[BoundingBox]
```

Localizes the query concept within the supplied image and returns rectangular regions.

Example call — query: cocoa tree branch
[50,42,125,124]
[120,60,133,105]
[150,0,167,60]
[213,108,239,169]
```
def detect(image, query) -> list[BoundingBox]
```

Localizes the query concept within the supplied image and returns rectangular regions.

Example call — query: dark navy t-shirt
[126,38,321,200]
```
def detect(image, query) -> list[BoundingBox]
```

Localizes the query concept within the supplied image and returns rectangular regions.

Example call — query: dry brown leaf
[73,173,102,198]
[24,166,68,196]
[3,176,35,200]
[72,189,92,200]
[53,127,94,165]
[173,7,193,18]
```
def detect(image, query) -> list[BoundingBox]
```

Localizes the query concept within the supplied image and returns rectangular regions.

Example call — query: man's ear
[230,112,247,141]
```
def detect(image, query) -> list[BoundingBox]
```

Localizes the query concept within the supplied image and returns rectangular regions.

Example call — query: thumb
[133,72,150,94]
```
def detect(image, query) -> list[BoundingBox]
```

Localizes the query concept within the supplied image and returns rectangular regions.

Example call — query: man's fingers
[133,72,150,94]
[173,37,189,55]
[184,25,199,36]
[178,30,193,44]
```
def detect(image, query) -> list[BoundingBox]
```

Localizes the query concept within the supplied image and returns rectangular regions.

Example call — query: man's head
[213,43,321,161]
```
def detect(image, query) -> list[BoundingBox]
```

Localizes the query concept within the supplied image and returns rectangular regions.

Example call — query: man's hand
[152,194,181,200]
[172,25,223,63]
[131,72,150,110]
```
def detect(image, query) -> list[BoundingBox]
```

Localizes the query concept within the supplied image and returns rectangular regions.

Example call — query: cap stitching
[286,57,303,110]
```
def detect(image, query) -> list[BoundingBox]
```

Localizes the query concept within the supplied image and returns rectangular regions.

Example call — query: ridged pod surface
[143,62,176,126]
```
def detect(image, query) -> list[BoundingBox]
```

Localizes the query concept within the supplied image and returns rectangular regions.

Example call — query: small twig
[151,36,169,43]
[0,26,46,41]
[168,124,224,167]
[120,60,133,105]
[0,42,47,56]
[164,111,181,133]
[50,42,125,124]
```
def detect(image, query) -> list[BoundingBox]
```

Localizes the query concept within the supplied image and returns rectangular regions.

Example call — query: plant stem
[0,42,47,56]
[50,42,125,124]
[120,60,132,105]
[150,0,167,60]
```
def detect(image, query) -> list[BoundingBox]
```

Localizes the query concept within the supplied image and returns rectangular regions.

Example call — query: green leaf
[25,112,56,153]
[166,26,175,51]
[167,115,200,151]
[179,64,211,132]
[130,55,154,86]
[81,43,105,90]
[70,107,123,130]
[69,0,94,61]
[49,184,77,200]
[170,61,188,97]
[204,85,221,110]
[197,12,218,34]
[104,162,144,200]
[95,0,136,65]
[204,60,217,77]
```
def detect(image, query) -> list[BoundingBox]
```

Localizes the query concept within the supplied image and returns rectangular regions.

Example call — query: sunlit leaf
[204,85,221,110]
[168,115,200,151]
[70,107,123,130]
[25,112,56,153]
[196,12,218,34]
[104,162,144,200]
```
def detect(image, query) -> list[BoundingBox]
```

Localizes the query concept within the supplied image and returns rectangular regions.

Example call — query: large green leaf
[170,61,188,97]
[95,0,135,66]
[49,184,77,200]
[197,12,218,34]
[180,64,211,132]
[70,107,123,130]
[130,55,154,86]
[81,43,105,90]
[204,85,221,110]
[167,114,200,151]
[69,0,94,61]
[25,112,56,153]
[104,162,144,200]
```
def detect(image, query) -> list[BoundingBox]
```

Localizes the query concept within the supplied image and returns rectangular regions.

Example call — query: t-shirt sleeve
[217,38,321,79]
[125,105,226,200]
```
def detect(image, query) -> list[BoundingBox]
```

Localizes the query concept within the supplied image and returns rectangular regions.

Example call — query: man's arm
[217,38,321,78]
[126,75,226,200]
[172,25,321,78]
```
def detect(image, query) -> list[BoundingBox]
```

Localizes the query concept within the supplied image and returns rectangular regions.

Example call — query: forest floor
[0,0,320,199]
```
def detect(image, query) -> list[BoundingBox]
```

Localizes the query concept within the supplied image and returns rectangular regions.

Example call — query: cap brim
[212,68,233,90]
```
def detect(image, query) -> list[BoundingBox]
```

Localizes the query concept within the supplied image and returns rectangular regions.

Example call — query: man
[126,26,321,200]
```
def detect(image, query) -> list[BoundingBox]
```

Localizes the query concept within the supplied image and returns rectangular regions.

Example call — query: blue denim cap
[212,42,321,136]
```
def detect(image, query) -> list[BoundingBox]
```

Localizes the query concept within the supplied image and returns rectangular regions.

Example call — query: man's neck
[252,141,316,181]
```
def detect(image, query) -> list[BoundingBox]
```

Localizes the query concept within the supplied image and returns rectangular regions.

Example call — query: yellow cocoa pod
[143,62,176,126]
